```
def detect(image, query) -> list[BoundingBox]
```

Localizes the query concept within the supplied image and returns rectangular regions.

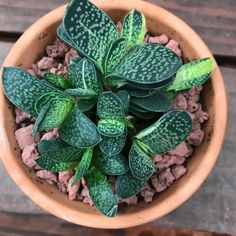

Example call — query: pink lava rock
[116,21,122,32]
[168,141,193,158]
[172,94,188,109]
[140,184,155,203]
[15,125,40,150]
[151,175,166,192]
[41,129,59,140]
[171,165,187,179]
[81,187,94,206]
[156,154,185,170]
[67,176,80,200]
[153,154,163,163]
[37,57,58,71]
[46,38,69,58]
[165,39,182,57]
[57,63,68,75]
[148,34,169,45]
[194,105,209,123]
[22,143,39,168]
[57,170,74,193]
[122,196,138,205]
[187,102,199,113]
[36,170,57,185]
[15,108,31,124]
[187,129,205,147]
[158,168,175,187]
[64,48,77,66]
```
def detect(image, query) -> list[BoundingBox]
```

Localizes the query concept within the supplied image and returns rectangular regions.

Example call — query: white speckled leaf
[64,88,97,99]
[2,67,57,116]
[116,171,147,199]
[63,0,119,72]
[135,110,192,154]
[108,44,182,84]
[98,119,125,137]
[167,57,214,91]
[85,167,118,217]
[59,104,101,148]
[116,90,130,114]
[57,24,77,49]
[37,139,69,154]
[121,9,146,49]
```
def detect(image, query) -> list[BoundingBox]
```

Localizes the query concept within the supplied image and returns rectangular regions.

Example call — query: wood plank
[0,211,234,236]
[0,0,236,57]
[0,41,14,66]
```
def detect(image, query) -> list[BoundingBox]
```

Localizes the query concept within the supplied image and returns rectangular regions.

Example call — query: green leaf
[59,104,101,148]
[2,67,57,116]
[43,72,73,90]
[161,87,177,100]
[130,91,172,112]
[135,110,192,154]
[72,148,93,185]
[64,88,97,99]
[77,98,97,112]
[129,142,155,179]
[85,167,118,217]
[128,89,155,98]
[129,107,156,120]
[115,171,147,199]
[116,90,130,114]
[97,92,124,119]
[98,119,125,137]
[104,37,127,75]
[37,139,68,154]
[68,58,101,94]
[33,98,75,134]
[94,151,129,175]
[63,0,119,72]
[108,44,182,85]
[99,130,127,156]
[57,24,76,49]
[121,9,146,49]
[167,57,214,91]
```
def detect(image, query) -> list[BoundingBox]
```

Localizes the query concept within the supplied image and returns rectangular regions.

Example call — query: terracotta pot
[0,0,227,228]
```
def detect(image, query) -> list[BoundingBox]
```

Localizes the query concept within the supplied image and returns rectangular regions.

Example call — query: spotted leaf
[121,10,146,49]
[116,171,147,199]
[85,167,118,217]
[63,0,119,71]
[77,98,97,112]
[37,139,69,154]
[57,24,76,49]
[135,110,192,154]
[59,104,101,148]
[64,88,97,99]
[128,89,155,98]
[116,90,130,114]
[2,67,57,116]
[167,57,214,92]
[98,119,125,137]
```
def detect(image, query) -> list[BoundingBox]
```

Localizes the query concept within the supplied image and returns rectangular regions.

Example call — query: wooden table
[0,0,236,234]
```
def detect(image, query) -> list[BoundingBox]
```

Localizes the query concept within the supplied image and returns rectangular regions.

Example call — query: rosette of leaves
[2,0,214,219]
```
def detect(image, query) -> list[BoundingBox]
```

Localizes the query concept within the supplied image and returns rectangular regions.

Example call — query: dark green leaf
[59,104,101,148]
[2,67,57,116]
[97,91,124,119]
[130,91,172,112]
[98,119,125,137]
[43,72,73,89]
[37,139,68,154]
[128,89,155,98]
[94,151,129,175]
[115,171,147,199]
[57,24,76,49]
[77,98,97,112]
[85,167,118,217]
[121,10,146,49]
[129,107,156,120]
[167,57,214,92]
[116,90,130,114]
[64,88,97,98]
[108,44,182,85]
[161,87,177,100]
[99,130,127,156]
[104,37,127,75]
[72,148,93,185]
[63,0,119,71]
[135,110,192,154]
[129,142,155,179]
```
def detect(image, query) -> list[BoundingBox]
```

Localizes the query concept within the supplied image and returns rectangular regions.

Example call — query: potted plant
[0,0,227,228]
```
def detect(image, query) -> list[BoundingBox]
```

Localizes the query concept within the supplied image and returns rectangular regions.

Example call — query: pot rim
[0,0,227,228]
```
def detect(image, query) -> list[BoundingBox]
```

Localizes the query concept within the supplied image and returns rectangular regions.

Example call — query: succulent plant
[2,0,214,217]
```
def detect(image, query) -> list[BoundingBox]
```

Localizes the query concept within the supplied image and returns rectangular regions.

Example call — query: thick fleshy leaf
[97,92,124,119]
[167,57,214,92]
[33,98,75,134]
[128,89,155,98]
[72,148,93,185]
[63,0,119,71]
[98,119,125,137]
[37,139,69,154]
[85,167,118,217]
[130,91,172,112]
[43,72,73,89]
[64,88,97,98]
[104,37,127,75]
[2,67,57,116]
[129,142,155,179]
[94,151,129,175]
[115,171,147,199]
[99,130,127,156]
[67,58,100,94]
[57,24,76,49]
[59,104,101,148]
[108,44,182,85]
[129,107,156,120]
[116,90,130,114]
[77,98,97,112]
[161,87,177,100]
[135,110,192,154]
[121,10,146,49]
